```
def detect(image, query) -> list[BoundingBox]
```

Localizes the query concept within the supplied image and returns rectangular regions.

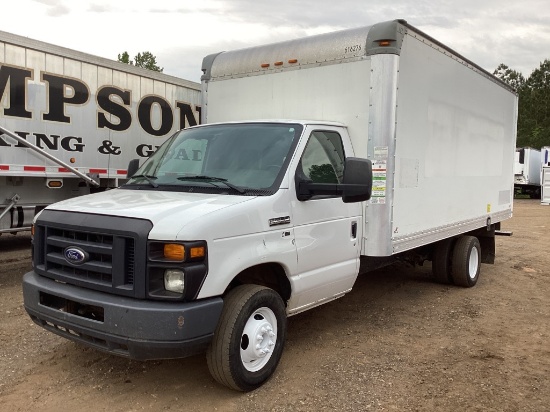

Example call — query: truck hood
[48,188,255,227]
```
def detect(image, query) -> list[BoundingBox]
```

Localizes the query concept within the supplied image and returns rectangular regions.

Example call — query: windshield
[125,123,303,194]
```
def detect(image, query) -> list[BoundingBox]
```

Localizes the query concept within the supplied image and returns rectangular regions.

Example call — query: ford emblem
[63,246,89,265]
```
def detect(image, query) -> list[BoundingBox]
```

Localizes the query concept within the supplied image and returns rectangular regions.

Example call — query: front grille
[45,227,134,286]
[34,210,152,298]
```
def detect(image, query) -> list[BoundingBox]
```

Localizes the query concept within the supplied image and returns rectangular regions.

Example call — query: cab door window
[299,130,345,184]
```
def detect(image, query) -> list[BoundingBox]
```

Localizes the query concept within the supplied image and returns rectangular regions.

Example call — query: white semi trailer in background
[514,147,542,198]
[0,30,201,235]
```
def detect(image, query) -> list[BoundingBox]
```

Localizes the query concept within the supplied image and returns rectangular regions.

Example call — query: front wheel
[451,236,481,287]
[206,285,287,391]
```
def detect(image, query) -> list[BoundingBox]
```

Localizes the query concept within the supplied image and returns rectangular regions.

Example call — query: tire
[206,285,287,391]
[451,236,481,287]
[432,238,455,284]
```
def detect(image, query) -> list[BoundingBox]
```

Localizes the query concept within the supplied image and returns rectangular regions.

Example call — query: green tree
[494,60,550,149]
[493,63,525,91]
[524,60,550,139]
[117,51,131,65]
[117,51,163,72]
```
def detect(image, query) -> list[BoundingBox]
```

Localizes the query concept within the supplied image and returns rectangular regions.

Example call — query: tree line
[117,51,163,73]
[494,60,550,149]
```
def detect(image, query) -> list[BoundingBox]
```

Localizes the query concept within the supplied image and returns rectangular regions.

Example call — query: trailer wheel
[451,236,481,287]
[432,238,455,284]
[206,284,287,391]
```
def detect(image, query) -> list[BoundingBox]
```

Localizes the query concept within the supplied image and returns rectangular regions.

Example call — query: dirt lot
[0,198,549,411]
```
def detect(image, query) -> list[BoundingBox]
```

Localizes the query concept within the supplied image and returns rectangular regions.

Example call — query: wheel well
[225,263,291,305]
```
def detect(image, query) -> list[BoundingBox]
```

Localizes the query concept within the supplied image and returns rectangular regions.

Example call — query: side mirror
[342,157,372,203]
[127,159,140,178]
[295,157,372,203]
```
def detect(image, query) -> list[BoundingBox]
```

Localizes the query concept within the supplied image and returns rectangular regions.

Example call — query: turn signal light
[378,40,392,47]
[164,244,185,260]
[190,246,205,259]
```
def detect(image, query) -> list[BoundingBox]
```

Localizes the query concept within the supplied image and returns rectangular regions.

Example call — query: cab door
[288,126,363,313]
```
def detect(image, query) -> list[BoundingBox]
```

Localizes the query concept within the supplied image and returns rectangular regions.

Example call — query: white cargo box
[201,19,518,257]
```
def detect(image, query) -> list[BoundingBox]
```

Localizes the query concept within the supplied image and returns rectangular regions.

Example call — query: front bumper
[23,271,223,360]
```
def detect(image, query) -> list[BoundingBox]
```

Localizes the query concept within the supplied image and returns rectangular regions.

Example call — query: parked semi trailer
[514,147,541,198]
[0,30,201,235]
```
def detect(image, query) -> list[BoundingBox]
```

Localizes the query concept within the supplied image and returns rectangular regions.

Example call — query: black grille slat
[48,267,113,285]
[47,236,113,255]
[46,253,113,274]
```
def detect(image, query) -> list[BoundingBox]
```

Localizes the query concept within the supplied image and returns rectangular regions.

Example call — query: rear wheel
[206,284,287,391]
[451,236,481,287]
[432,238,455,284]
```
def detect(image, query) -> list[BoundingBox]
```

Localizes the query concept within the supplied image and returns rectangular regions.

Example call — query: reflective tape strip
[0,166,127,177]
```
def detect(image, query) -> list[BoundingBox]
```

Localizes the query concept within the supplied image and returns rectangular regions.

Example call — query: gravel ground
[0,198,549,411]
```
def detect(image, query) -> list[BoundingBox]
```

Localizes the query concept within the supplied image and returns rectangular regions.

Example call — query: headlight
[164,269,185,294]
[148,241,207,300]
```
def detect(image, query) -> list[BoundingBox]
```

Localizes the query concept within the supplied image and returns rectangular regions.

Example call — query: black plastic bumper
[22,271,223,360]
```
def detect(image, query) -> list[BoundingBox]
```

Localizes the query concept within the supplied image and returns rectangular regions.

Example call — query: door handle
[351,221,357,239]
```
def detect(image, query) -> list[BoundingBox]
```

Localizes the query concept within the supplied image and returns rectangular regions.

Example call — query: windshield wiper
[177,175,246,194]
[129,174,159,188]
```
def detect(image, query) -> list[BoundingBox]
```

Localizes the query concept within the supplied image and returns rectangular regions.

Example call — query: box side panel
[390,33,517,252]
[205,59,372,158]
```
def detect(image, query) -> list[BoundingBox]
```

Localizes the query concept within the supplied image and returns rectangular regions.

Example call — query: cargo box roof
[202,20,407,81]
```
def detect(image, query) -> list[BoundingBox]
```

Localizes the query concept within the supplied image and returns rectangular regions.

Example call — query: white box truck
[514,147,541,198]
[0,30,201,235]
[22,20,517,391]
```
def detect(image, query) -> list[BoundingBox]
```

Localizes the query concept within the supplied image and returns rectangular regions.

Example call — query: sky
[2,0,550,83]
